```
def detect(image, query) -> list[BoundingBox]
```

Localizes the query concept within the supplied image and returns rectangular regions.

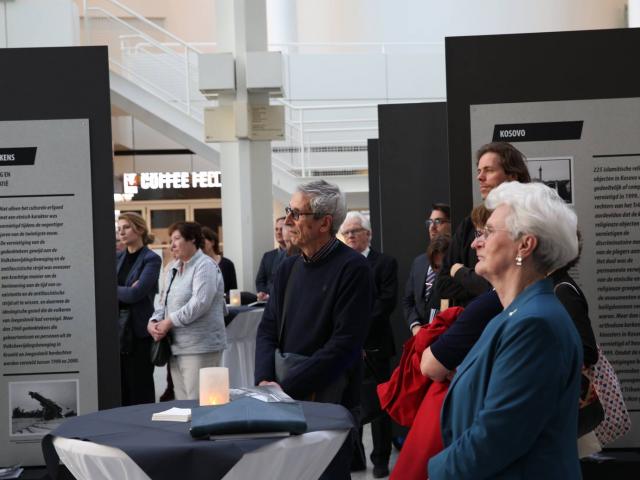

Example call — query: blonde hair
[118,212,155,245]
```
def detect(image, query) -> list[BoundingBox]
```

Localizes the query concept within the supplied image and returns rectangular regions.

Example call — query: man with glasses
[255,216,286,301]
[339,211,398,478]
[255,180,373,480]
[403,203,451,335]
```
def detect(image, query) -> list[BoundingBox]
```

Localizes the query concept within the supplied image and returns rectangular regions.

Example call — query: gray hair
[297,180,347,235]
[485,181,578,273]
[341,211,371,233]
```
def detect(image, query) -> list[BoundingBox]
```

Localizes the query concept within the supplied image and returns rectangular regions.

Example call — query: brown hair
[118,212,155,245]
[470,204,492,229]
[476,142,531,183]
[427,234,450,271]
[431,203,450,220]
[168,221,204,250]
[201,226,221,255]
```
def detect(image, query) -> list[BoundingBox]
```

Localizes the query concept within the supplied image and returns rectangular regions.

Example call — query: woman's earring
[516,255,523,267]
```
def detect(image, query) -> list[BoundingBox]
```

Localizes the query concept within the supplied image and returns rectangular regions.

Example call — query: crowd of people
[114,140,622,479]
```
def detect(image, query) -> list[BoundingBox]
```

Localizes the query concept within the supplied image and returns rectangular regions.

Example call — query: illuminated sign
[123,171,222,194]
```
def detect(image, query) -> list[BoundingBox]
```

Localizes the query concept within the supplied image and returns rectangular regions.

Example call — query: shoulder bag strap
[554,280,581,298]
[278,258,302,348]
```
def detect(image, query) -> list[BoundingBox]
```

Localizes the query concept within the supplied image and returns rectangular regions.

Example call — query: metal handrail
[82,0,203,55]
[80,1,440,179]
[83,0,202,116]
[277,98,380,111]
[270,40,443,55]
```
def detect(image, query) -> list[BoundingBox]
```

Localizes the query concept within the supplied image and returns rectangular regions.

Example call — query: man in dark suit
[255,216,286,301]
[403,203,451,335]
[340,211,398,478]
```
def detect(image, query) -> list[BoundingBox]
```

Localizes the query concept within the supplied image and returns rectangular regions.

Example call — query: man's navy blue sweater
[255,240,373,405]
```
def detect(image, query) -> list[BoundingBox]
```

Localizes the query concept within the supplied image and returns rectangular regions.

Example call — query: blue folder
[190,397,307,439]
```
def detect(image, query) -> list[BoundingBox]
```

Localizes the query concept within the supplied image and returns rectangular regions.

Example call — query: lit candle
[199,367,230,406]
[229,289,241,306]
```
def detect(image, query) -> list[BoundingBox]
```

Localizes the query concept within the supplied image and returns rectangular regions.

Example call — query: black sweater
[254,241,373,405]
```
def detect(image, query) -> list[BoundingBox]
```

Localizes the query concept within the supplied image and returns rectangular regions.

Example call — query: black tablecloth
[42,400,354,480]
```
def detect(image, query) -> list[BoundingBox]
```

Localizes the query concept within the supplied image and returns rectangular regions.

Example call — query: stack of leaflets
[151,407,192,422]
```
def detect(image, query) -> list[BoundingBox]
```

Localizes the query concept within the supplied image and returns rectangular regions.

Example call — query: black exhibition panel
[445,27,640,227]
[0,46,119,410]
[373,102,449,353]
[367,138,381,252]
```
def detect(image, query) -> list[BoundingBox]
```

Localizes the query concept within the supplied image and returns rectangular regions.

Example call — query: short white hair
[341,211,371,233]
[485,181,578,273]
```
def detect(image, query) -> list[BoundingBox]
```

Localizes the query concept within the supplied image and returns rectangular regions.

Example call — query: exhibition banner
[470,97,640,447]
[0,119,98,465]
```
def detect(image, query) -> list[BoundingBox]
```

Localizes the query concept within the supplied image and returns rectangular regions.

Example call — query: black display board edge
[446,27,640,226]
[0,46,119,409]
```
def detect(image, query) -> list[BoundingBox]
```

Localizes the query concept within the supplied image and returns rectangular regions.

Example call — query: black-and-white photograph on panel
[526,157,573,204]
[9,379,78,437]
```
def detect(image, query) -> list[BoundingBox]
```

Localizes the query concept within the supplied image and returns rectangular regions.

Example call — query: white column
[266,0,298,47]
[216,0,274,292]
[630,0,640,27]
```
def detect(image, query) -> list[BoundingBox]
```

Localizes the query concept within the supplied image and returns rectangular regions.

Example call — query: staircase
[80,0,444,205]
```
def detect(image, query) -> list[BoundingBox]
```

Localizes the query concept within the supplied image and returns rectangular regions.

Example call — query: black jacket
[366,249,398,358]
[255,248,285,294]
[402,253,431,329]
[432,216,491,307]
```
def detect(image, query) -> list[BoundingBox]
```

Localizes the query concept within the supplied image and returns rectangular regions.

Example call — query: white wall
[1,0,78,48]
[294,0,626,44]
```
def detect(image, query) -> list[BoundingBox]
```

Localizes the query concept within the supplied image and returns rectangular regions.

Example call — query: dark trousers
[359,353,392,466]
[317,362,363,479]
[320,429,355,480]
[121,335,155,406]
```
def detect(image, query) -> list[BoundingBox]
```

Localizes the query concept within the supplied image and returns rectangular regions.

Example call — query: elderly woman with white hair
[428,182,583,480]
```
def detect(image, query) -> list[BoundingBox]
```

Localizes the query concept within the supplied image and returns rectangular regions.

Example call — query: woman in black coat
[116,212,162,405]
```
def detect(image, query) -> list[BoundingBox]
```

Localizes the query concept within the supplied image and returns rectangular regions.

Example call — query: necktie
[424,267,436,303]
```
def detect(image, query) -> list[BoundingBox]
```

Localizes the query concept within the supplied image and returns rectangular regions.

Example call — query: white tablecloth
[221,308,264,388]
[53,429,348,480]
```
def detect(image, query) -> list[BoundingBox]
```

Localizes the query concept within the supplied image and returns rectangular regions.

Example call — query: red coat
[377,307,463,480]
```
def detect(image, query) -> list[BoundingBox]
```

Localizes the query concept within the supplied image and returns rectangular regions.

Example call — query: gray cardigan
[150,249,227,355]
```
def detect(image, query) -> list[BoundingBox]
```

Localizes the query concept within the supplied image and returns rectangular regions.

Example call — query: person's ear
[517,234,537,261]
[320,215,332,233]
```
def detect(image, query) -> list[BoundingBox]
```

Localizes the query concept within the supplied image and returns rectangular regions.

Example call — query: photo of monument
[9,380,78,437]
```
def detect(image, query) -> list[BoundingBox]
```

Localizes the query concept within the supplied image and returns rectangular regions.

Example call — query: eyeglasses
[425,218,449,228]
[474,226,510,240]
[285,206,316,221]
[341,228,366,237]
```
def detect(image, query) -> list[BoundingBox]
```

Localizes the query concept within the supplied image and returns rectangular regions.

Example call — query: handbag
[578,368,604,437]
[118,309,134,355]
[150,336,172,367]
[149,267,177,367]
[592,346,632,445]
[274,348,309,382]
